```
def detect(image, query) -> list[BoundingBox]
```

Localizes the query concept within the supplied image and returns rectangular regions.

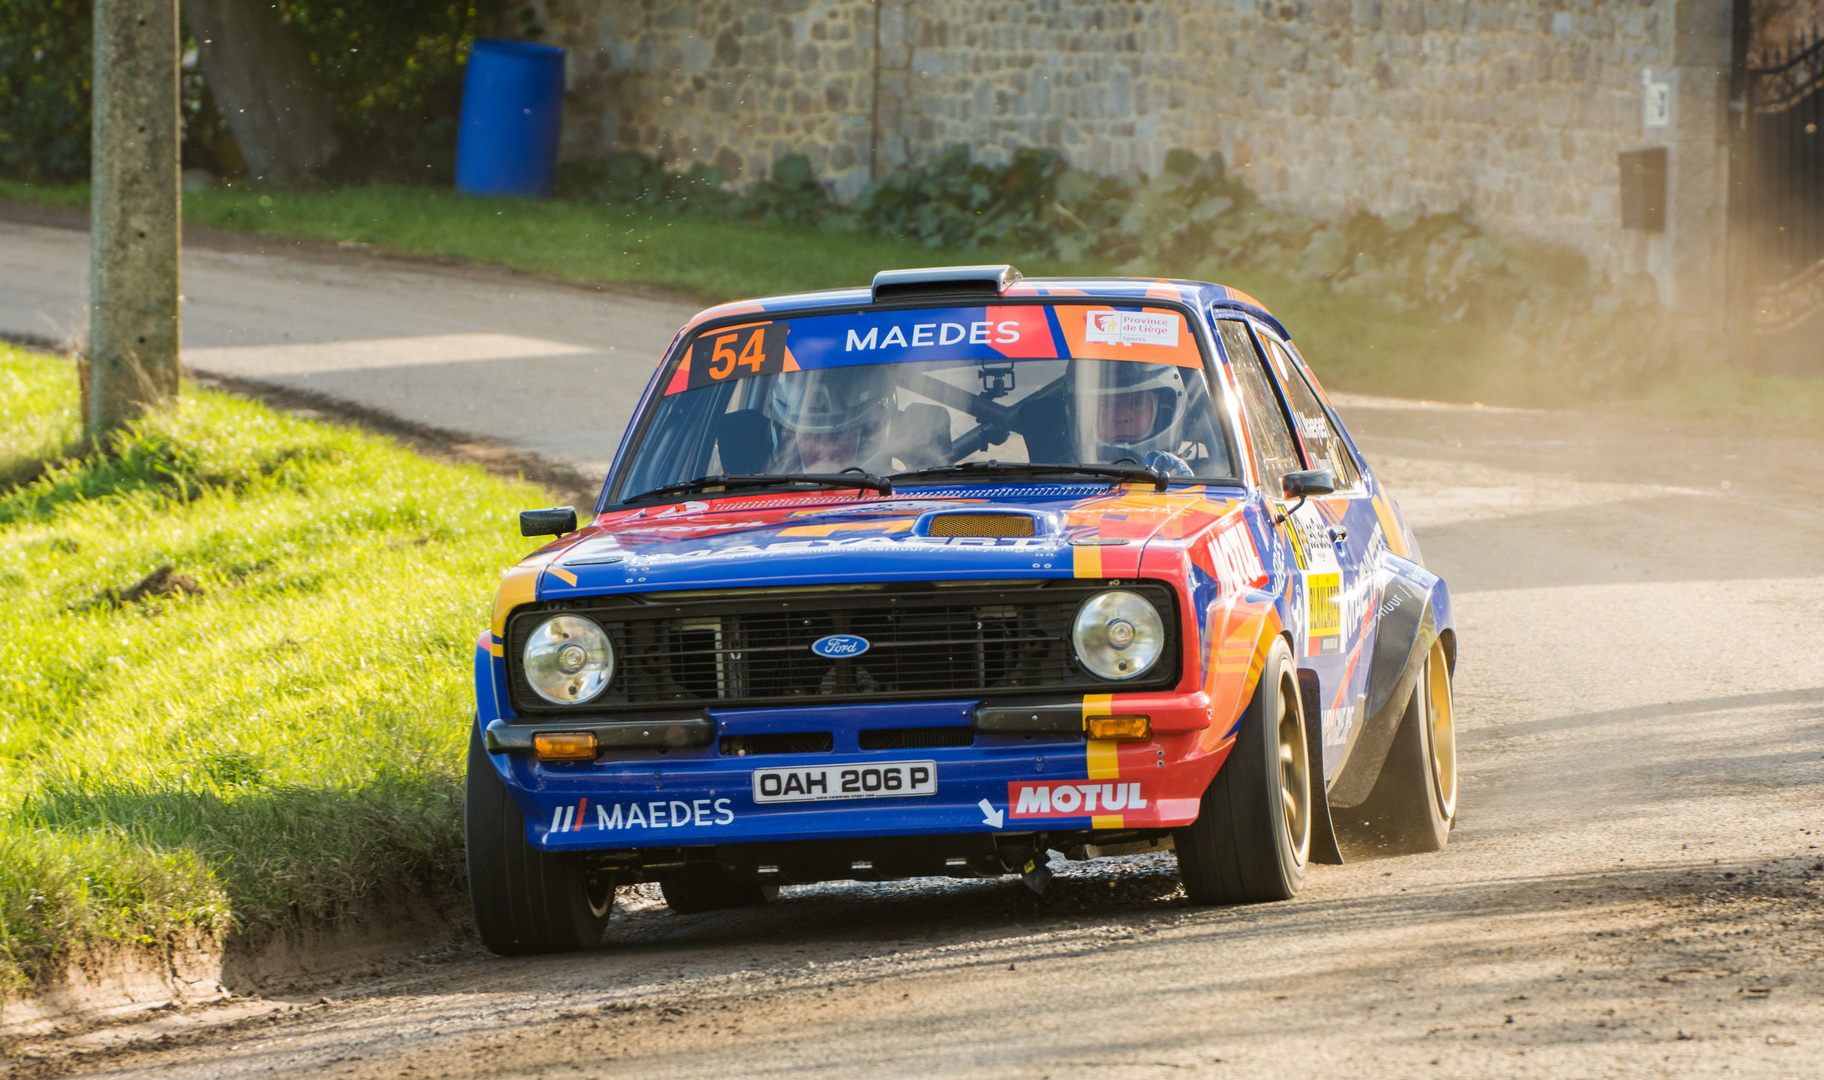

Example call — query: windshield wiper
[889,461,1169,492]
[626,470,893,505]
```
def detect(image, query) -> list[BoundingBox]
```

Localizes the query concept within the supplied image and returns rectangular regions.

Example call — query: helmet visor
[1069,360,1185,456]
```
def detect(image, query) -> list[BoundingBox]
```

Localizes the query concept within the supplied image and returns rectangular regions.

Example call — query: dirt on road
[4,397,1820,1080]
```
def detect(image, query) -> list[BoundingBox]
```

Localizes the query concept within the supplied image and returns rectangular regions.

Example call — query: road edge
[0,333,602,510]
[0,197,714,310]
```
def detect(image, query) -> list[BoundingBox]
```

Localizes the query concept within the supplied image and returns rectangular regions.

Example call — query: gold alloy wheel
[1276,667,1312,864]
[1426,639,1458,821]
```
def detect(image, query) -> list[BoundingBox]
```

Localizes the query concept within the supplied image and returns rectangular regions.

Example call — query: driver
[1100,387,1161,445]
[767,366,894,474]
[1068,360,1191,465]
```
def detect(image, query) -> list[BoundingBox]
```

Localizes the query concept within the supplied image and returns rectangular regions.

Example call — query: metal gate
[1732,25,1824,369]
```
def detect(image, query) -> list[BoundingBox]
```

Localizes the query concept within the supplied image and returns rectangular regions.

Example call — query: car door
[1213,319,1368,772]
[1253,328,1383,758]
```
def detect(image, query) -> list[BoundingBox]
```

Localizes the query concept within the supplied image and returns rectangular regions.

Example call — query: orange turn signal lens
[1088,715,1151,741]
[533,732,598,761]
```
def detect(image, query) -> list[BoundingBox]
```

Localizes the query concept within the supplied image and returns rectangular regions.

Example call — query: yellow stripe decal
[547,566,578,587]
[491,562,542,638]
[1081,693,1113,732]
[1087,733,1123,829]
[1073,542,1102,578]
[1248,630,1273,684]
[1086,738,1120,779]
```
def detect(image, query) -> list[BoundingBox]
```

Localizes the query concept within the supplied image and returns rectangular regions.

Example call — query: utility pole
[1724,0,1756,363]
[88,0,181,439]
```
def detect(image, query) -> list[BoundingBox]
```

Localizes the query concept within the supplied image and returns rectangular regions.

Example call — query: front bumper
[484,695,1232,854]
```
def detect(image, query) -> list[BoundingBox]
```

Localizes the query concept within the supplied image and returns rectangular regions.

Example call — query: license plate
[751,761,938,804]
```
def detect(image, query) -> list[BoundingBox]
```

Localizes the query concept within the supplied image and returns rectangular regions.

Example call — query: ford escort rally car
[466,265,1458,955]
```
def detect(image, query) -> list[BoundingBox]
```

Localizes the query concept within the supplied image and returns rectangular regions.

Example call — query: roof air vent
[871,264,1022,303]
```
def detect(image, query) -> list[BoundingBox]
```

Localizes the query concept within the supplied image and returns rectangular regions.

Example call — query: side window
[1215,321,1302,490]
[1259,336,1362,490]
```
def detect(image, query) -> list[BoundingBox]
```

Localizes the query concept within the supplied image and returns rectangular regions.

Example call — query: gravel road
[2,216,1819,1079]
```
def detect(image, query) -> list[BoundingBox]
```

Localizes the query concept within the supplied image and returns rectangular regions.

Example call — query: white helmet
[767,367,894,466]
[1066,360,1189,460]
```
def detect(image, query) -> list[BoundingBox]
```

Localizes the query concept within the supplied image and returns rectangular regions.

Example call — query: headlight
[523,615,614,704]
[1072,590,1165,681]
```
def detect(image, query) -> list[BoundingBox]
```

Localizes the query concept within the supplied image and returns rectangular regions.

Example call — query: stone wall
[540,0,880,198]
[531,0,1736,311]
[870,1,1206,179]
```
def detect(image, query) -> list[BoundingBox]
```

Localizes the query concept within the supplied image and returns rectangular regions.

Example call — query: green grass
[0,178,84,211]
[0,343,542,995]
[2,177,1819,432]
[0,177,1106,302]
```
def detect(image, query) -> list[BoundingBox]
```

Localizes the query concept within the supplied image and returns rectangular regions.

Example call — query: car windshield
[611,302,1239,502]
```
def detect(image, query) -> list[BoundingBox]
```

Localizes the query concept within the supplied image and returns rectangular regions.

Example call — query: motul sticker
[1084,310,1180,347]
[1008,780,1150,818]
[1209,520,1266,594]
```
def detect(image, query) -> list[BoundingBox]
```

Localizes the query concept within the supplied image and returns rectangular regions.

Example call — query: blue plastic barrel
[455,39,567,199]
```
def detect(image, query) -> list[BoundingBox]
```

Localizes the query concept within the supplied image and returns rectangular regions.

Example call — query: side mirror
[1273,470,1334,525]
[1280,470,1336,500]
[519,506,578,538]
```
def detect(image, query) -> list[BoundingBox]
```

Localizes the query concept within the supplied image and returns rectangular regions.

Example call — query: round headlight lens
[1072,590,1165,681]
[523,615,614,704]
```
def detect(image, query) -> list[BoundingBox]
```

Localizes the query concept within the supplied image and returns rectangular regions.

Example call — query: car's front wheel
[1345,638,1457,854]
[1174,637,1310,904]
[465,724,615,955]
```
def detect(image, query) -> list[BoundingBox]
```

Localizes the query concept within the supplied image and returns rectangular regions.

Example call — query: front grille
[720,732,833,756]
[859,726,975,750]
[507,580,1179,713]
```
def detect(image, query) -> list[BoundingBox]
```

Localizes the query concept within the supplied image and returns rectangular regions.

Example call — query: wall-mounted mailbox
[1619,147,1667,232]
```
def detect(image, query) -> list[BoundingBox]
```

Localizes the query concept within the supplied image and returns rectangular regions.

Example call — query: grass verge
[2,178,1819,432]
[0,342,540,996]
[0,177,1106,302]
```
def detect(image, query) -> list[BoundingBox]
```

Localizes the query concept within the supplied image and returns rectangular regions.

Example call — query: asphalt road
[0,216,696,476]
[3,219,1821,1079]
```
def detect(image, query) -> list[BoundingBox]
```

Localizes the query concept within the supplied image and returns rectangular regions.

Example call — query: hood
[532,484,1245,598]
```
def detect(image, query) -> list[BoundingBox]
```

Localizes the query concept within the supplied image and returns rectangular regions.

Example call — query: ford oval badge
[810,634,870,659]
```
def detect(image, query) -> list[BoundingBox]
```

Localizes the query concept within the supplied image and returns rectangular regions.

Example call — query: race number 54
[689,323,789,389]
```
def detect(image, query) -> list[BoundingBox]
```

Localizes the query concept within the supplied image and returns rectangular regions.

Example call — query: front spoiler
[555,831,1177,887]
[482,698,1232,853]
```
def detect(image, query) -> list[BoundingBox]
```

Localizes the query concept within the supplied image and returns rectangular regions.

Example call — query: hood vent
[926,513,1035,538]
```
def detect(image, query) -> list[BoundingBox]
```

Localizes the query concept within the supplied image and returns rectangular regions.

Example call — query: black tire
[1174,637,1311,904]
[1345,638,1457,855]
[660,867,780,914]
[465,724,616,956]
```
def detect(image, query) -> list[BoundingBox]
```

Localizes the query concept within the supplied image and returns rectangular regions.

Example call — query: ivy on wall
[280,0,507,183]
[559,143,1688,392]
[0,0,506,184]
[0,0,93,183]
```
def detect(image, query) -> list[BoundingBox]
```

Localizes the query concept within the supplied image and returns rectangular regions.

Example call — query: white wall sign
[1643,69,1670,128]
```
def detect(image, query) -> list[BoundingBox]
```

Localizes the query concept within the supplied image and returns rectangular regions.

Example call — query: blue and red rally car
[466,266,1458,954]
